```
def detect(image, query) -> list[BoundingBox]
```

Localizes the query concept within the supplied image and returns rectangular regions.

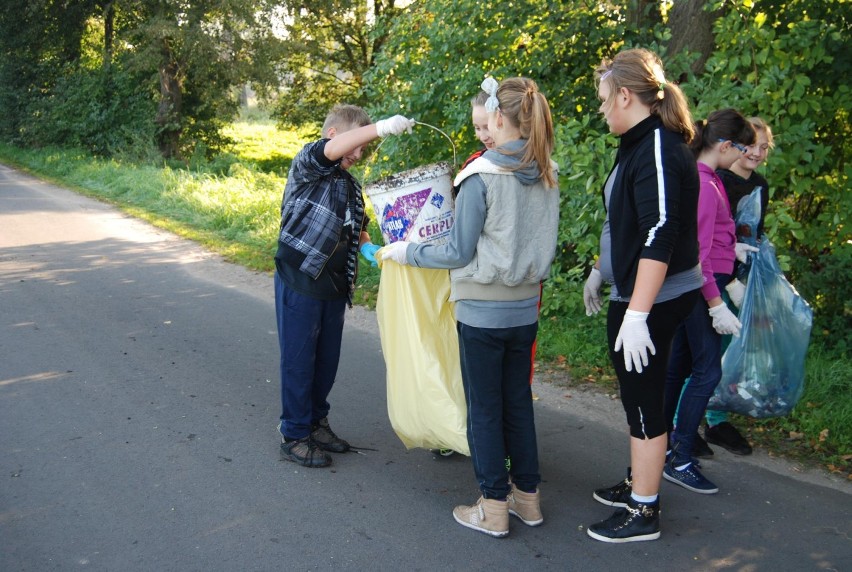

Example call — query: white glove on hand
[735,242,759,263]
[375,115,416,138]
[583,267,603,316]
[725,279,746,309]
[708,303,742,336]
[614,310,656,373]
[378,241,410,266]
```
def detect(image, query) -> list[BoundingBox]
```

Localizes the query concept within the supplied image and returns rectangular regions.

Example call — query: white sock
[631,492,658,503]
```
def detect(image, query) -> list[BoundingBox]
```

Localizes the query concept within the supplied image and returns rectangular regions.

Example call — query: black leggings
[607,290,699,440]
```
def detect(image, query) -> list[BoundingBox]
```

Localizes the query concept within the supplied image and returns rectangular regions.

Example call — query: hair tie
[656,80,667,100]
[480,77,500,112]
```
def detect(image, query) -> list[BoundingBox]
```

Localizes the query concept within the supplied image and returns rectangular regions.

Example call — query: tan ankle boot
[452,496,509,537]
[508,485,543,526]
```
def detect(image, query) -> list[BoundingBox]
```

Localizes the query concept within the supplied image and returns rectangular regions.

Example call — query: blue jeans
[665,273,731,463]
[275,272,346,440]
[457,321,540,499]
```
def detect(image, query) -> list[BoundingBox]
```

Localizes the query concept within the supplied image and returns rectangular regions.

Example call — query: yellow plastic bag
[375,262,469,455]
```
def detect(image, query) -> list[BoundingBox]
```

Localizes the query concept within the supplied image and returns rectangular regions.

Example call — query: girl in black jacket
[583,48,703,543]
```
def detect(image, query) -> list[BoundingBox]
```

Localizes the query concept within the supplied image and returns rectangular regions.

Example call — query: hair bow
[481,77,500,112]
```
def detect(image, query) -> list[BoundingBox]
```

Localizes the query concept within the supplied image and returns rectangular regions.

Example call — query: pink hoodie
[696,162,736,300]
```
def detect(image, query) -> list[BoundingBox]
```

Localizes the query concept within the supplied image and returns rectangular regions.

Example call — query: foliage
[0,0,284,160]
[269,0,403,128]
[686,1,851,351]
[363,0,637,176]
[22,64,158,157]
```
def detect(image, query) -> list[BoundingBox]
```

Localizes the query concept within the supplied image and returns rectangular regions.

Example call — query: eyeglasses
[717,139,748,154]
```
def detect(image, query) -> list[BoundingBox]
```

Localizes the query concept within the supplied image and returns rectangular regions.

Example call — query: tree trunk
[627,0,662,30]
[156,40,182,159]
[666,0,721,76]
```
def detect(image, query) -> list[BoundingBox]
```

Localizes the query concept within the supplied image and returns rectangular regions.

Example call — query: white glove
[614,310,656,373]
[735,242,759,264]
[375,115,416,138]
[708,303,742,336]
[725,279,746,309]
[583,267,603,316]
[378,241,410,266]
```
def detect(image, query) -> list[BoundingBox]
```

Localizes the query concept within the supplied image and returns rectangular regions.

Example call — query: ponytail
[689,108,756,158]
[596,49,695,143]
[492,77,557,188]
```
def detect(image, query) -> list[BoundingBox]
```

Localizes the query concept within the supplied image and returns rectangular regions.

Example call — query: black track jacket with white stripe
[605,115,700,298]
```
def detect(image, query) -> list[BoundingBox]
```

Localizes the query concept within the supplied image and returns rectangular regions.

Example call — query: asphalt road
[1,163,850,571]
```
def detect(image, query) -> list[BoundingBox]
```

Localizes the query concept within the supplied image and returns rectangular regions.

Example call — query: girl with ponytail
[663,108,756,496]
[381,76,559,538]
[582,48,703,543]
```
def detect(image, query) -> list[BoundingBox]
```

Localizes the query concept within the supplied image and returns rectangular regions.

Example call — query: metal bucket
[364,161,455,246]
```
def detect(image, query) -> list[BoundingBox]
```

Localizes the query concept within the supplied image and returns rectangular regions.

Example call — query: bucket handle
[362,121,457,186]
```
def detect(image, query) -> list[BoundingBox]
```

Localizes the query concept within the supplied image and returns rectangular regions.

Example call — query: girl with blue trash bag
[661,108,757,495]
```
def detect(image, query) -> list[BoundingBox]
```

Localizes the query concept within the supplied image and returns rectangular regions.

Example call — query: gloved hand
[583,267,603,316]
[735,242,759,264]
[375,115,416,138]
[725,278,746,309]
[708,303,742,336]
[359,243,380,267]
[614,310,656,373]
[378,241,410,266]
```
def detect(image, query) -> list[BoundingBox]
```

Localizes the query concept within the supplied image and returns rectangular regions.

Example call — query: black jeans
[457,320,541,499]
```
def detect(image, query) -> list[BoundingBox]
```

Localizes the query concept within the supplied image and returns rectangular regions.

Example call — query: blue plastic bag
[709,239,814,418]
[734,186,763,247]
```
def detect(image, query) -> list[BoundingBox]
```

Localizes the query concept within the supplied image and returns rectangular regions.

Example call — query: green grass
[1,122,848,478]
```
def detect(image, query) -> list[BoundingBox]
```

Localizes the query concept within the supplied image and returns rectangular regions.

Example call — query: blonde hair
[493,77,557,188]
[322,104,370,137]
[471,90,490,107]
[748,116,775,149]
[595,48,695,143]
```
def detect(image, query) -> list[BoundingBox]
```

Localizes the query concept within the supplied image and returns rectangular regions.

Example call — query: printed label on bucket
[365,162,455,246]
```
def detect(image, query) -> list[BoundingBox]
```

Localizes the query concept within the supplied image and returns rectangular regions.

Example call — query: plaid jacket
[277,140,367,286]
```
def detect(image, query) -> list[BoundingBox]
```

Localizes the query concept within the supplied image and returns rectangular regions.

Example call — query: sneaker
[587,496,660,543]
[593,468,632,508]
[280,436,332,468]
[453,497,509,538]
[663,461,719,494]
[311,417,350,453]
[430,448,455,457]
[693,433,715,459]
[508,485,543,526]
[705,421,752,455]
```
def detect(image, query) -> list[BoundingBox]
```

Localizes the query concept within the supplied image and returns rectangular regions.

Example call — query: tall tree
[270,0,401,127]
[123,0,280,159]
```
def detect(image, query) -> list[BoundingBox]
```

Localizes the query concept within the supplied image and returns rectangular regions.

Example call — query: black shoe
[587,496,661,543]
[280,436,332,468]
[705,421,752,455]
[592,468,632,508]
[311,417,350,453]
[693,433,715,459]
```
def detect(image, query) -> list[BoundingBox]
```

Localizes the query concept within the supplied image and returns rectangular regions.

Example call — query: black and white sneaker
[587,497,661,543]
[592,467,632,508]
